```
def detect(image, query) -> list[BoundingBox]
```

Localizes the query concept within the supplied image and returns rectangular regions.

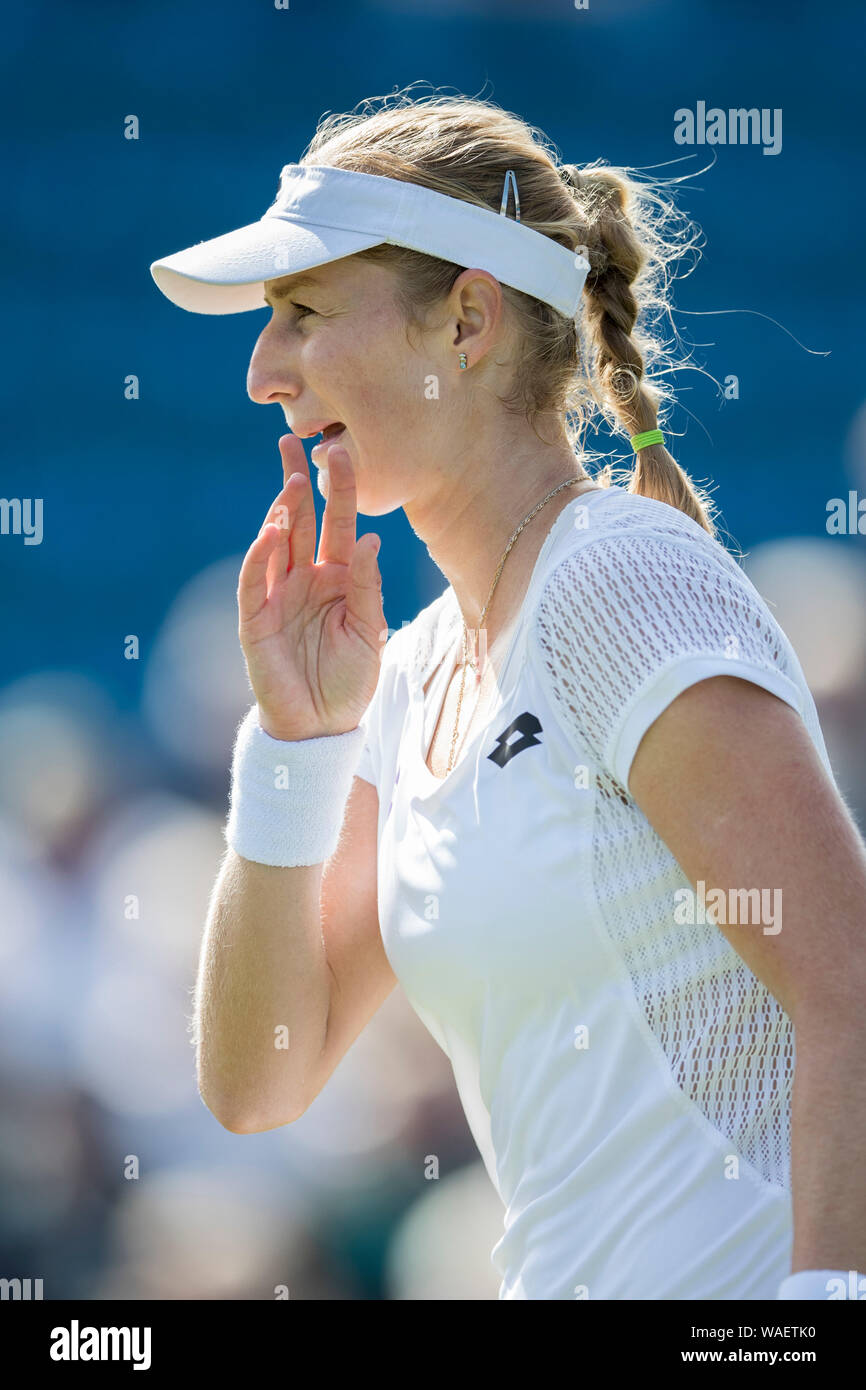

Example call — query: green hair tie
[630,428,664,452]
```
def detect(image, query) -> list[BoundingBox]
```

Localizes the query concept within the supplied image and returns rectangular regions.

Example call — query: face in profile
[248,257,457,517]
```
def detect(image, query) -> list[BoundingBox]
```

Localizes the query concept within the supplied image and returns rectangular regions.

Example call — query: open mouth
[312,422,346,452]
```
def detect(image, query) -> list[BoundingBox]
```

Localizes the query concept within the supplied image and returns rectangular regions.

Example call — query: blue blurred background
[1,0,864,1299]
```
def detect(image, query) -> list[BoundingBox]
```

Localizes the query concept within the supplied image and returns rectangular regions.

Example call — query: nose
[246,322,298,407]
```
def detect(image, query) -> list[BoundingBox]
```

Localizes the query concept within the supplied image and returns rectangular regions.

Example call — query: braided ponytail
[561,162,718,537]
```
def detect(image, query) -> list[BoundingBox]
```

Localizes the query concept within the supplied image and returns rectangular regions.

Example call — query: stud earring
[458,352,468,370]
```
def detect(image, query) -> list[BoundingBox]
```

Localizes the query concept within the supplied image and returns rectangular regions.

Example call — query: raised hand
[237,434,385,741]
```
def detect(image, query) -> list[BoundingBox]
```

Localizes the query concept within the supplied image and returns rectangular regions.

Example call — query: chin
[314,460,393,518]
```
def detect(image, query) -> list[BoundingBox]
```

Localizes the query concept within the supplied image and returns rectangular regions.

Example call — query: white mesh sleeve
[529,530,805,796]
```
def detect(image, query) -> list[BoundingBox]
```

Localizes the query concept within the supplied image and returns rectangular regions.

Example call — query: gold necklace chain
[445,475,592,775]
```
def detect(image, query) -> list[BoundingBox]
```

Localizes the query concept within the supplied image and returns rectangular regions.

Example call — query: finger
[345,532,384,647]
[259,466,308,588]
[264,476,300,591]
[266,504,291,592]
[278,434,317,570]
[316,445,357,568]
[238,524,282,625]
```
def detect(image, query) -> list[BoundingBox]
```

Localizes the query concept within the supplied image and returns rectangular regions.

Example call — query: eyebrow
[262,274,324,306]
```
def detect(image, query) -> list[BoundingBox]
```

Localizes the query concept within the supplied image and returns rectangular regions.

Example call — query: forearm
[195,847,331,1132]
[789,1004,866,1275]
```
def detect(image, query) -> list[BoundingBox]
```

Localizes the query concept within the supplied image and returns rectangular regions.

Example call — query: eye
[290,301,315,319]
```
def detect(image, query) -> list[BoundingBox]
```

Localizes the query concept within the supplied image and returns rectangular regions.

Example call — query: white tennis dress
[353,483,835,1300]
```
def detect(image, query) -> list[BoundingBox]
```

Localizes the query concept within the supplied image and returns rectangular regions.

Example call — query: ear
[446,267,506,363]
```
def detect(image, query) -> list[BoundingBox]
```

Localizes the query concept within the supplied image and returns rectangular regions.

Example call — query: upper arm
[629,674,866,1019]
[303,771,397,1111]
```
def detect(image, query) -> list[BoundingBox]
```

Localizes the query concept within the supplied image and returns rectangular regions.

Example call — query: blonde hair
[301,83,720,539]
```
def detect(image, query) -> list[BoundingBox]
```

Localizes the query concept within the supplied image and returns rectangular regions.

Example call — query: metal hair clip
[500,169,520,222]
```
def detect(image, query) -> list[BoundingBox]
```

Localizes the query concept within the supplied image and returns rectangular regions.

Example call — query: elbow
[198,1083,306,1134]
[217,1113,295,1135]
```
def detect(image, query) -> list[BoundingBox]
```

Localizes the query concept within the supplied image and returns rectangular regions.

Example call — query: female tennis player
[151,90,866,1301]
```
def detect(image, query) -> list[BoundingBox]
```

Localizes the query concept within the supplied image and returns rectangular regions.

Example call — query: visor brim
[150,217,386,314]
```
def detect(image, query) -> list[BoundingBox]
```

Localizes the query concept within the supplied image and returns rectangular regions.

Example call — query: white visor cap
[150,163,590,318]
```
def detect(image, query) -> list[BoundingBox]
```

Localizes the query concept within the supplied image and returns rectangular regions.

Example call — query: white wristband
[224,705,366,867]
[777,1268,866,1300]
